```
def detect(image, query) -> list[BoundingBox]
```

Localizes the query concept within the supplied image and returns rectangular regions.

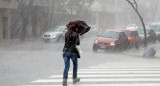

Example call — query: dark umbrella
[66,20,90,35]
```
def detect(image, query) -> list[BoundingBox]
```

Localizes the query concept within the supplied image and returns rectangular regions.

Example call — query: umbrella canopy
[66,20,90,35]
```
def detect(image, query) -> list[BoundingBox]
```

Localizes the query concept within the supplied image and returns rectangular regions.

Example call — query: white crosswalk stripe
[20,66,160,86]
[49,74,160,78]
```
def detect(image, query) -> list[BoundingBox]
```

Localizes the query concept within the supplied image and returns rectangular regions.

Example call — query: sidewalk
[122,43,160,58]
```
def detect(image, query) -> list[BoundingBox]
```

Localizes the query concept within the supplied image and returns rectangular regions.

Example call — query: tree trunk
[20,17,27,41]
[126,0,147,47]
[32,12,38,37]
[49,1,54,29]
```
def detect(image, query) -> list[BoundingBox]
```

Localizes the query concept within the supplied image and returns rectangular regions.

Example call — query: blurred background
[0,0,160,41]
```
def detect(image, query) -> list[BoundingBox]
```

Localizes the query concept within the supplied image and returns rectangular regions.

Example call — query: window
[123,31,131,37]
[100,31,119,39]
[131,31,138,37]
[121,32,127,37]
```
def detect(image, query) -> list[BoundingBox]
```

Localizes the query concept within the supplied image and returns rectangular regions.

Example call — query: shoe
[73,78,80,84]
[62,81,67,86]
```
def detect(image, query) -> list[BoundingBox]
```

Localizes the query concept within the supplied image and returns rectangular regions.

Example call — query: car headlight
[94,40,98,43]
[51,35,56,38]
[110,42,115,45]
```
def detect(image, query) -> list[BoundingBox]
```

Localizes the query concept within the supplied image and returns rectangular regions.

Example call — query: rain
[1,0,160,86]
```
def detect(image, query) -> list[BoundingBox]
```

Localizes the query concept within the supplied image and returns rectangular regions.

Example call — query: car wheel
[124,41,130,50]
[140,40,144,46]
[129,43,134,49]
[158,37,160,42]
[153,39,156,44]
[157,35,160,42]
[58,36,64,42]
[116,44,121,52]
[93,47,98,52]
[44,40,49,43]
[135,43,139,49]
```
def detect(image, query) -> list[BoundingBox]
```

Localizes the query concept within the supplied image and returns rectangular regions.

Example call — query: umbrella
[66,20,90,35]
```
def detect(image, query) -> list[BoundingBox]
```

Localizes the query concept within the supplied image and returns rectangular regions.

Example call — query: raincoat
[63,31,80,58]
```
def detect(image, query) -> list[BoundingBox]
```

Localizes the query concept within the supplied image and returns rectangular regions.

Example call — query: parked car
[149,23,160,42]
[41,26,67,42]
[120,29,141,49]
[137,29,156,45]
[93,30,129,52]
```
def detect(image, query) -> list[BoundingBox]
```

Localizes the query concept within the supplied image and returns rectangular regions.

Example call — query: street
[1,0,160,86]
[1,36,160,86]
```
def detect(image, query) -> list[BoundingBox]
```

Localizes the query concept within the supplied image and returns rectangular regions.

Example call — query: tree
[14,0,94,40]
[16,0,29,41]
[48,0,55,29]
[51,0,94,21]
[137,0,160,22]
[30,0,38,37]
[126,0,147,47]
[45,0,94,30]
[16,0,39,39]
[65,0,94,21]
[150,0,160,22]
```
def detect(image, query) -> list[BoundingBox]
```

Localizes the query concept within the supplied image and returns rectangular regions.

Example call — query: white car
[41,26,67,42]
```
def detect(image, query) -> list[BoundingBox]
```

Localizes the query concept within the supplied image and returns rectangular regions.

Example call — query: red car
[93,30,129,52]
[120,29,141,49]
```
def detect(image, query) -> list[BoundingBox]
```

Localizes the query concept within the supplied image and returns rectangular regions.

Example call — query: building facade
[0,0,17,40]
[0,0,50,40]
[93,0,120,32]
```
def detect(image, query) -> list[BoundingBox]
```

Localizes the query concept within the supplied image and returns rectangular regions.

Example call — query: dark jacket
[63,31,80,53]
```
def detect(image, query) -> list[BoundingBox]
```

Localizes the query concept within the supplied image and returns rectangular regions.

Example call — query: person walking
[62,24,80,86]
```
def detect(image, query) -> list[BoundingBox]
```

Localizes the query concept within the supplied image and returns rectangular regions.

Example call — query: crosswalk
[20,66,160,86]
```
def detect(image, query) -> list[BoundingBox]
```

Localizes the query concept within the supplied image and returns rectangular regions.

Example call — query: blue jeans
[63,52,78,81]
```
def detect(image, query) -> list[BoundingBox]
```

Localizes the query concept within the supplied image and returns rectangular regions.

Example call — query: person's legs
[70,53,80,84]
[62,52,70,86]
[70,53,78,79]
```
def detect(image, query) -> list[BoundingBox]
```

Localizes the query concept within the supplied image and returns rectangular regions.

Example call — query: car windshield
[149,24,160,31]
[137,29,149,35]
[100,31,119,39]
[122,30,138,37]
[49,26,66,32]
[123,30,131,36]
